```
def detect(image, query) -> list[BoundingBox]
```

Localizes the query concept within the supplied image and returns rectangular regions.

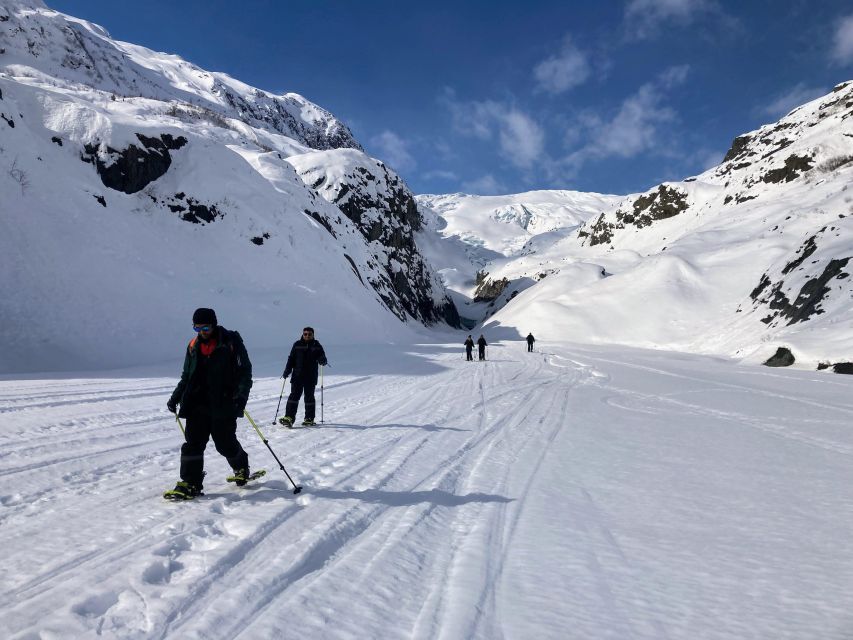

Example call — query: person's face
[302,330,314,342]
[194,323,214,341]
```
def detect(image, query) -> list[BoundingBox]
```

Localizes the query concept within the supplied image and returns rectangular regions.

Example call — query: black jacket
[169,326,252,419]
[283,338,327,385]
[526,334,535,344]
[464,338,474,351]
[477,337,487,348]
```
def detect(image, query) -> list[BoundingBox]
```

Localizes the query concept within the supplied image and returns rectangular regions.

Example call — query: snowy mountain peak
[0,2,361,151]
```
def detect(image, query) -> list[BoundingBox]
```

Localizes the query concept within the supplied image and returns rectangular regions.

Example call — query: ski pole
[320,365,324,424]
[175,415,186,437]
[272,376,287,425]
[244,409,302,494]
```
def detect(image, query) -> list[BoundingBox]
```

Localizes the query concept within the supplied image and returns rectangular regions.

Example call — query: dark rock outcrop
[81,133,187,194]
[293,153,460,327]
[579,185,689,247]
[764,347,795,367]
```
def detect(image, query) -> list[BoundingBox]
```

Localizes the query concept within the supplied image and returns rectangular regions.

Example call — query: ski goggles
[193,325,213,332]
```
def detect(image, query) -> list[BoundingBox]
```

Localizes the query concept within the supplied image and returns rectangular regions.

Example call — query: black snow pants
[466,347,473,361]
[285,379,316,421]
[478,347,486,361]
[181,407,248,488]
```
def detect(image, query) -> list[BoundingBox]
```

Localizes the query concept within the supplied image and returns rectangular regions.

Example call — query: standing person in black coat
[477,334,487,361]
[464,335,475,361]
[165,308,253,500]
[526,333,535,352]
[278,326,328,427]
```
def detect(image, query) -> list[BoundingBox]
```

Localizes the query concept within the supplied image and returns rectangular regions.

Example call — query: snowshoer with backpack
[477,334,487,361]
[279,326,328,427]
[164,308,253,500]
[464,335,475,361]
[526,333,535,352]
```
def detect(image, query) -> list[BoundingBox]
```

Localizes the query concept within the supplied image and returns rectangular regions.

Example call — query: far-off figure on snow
[464,335,475,361]
[526,333,535,352]
[477,334,487,361]
[279,326,328,427]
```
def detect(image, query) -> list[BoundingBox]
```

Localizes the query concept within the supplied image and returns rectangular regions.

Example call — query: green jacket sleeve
[169,347,192,406]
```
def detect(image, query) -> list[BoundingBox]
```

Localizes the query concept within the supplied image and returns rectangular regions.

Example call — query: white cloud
[422,169,458,182]
[563,66,689,169]
[462,174,505,195]
[441,90,545,170]
[624,0,718,39]
[369,130,416,172]
[762,83,828,118]
[533,36,591,94]
[831,14,853,66]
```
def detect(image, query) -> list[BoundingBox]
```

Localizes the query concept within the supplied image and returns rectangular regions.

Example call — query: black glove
[234,397,247,419]
[167,400,177,414]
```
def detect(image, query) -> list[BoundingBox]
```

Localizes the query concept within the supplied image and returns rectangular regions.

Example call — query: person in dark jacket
[477,334,487,361]
[526,333,535,352]
[464,335,475,361]
[165,308,253,499]
[278,326,328,427]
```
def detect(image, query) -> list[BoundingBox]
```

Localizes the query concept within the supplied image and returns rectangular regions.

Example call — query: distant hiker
[477,334,487,361]
[279,326,328,427]
[464,335,475,361]
[526,333,535,352]
[165,308,253,500]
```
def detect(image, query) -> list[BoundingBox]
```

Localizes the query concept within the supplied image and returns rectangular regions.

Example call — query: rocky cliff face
[288,149,461,327]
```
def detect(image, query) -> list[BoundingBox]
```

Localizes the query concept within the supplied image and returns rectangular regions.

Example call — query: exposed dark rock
[629,185,689,227]
[762,257,850,325]
[761,154,814,184]
[301,158,459,327]
[578,212,615,246]
[93,194,106,207]
[181,198,220,224]
[833,362,853,375]
[1,113,15,127]
[343,254,364,285]
[303,209,337,238]
[474,276,510,303]
[723,134,754,163]
[764,347,795,367]
[750,274,772,301]
[781,234,819,275]
[250,236,264,245]
[581,186,688,247]
[80,133,187,194]
[0,87,3,99]
[736,193,757,204]
[51,135,62,146]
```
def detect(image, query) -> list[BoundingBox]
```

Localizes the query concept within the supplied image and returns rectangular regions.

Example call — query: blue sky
[49,0,853,196]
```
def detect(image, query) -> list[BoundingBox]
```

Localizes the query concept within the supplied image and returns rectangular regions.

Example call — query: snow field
[1,342,853,639]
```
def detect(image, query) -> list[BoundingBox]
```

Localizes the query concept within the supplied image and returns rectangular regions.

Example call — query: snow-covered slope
[0,1,458,373]
[421,84,853,369]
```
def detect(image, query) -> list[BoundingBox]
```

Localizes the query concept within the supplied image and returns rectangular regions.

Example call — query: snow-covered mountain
[419,85,853,370]
[416,190,622,325]
[0,0,458,373]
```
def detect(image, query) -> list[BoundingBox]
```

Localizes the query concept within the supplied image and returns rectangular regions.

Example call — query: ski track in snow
[2,343,853,639]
